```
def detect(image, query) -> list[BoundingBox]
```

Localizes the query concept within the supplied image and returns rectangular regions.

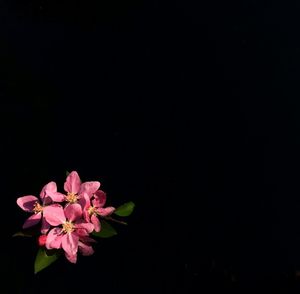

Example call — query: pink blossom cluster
[16,171,115,263]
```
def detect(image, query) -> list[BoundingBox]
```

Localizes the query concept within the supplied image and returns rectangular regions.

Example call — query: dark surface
[2,0,300,293]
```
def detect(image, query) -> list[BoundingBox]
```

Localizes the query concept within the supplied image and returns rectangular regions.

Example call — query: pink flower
[63,171,100,207]
[16,182,64,233]
[84,190,115,232]
[45,203,94,263]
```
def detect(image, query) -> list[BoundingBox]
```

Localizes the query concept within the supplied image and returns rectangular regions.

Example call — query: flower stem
[104,216,128,225]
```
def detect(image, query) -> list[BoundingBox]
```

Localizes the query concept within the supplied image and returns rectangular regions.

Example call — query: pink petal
[80,181,101,198]
[64,171,81,194]
[41,182,65,202]
[65,252,77,263]
[47,192,65,202]
[97,207,116,216]
[64,203,82,222]
[46,228,63,249]
[74,221,94,233]
[23,213,42,228]
[93,190,107,208]
[76,229,89,237]
[42,196,53,206]
[41,218,51,234]
[82,209,91,223]
[17,196,39,212]
[62,233,79,256]
[43,205,65,226]
[40,181,57,200]
[91,215,101,232]
[78,193,90,209]
[81,196,91,222]
[78,241,94,256]
[79,236,97,243]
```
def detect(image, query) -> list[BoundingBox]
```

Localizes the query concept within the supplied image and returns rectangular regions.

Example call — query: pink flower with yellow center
[63,171,101,207]
[45,203,94,263]
[84,190,115,232]
[16,182,65,233]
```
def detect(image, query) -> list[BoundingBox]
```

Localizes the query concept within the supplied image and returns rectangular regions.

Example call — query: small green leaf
[34,248,60,274]
[92,220,117,238]
[12,231,34,238]
[66,171,70,176]
[114,201,135,217]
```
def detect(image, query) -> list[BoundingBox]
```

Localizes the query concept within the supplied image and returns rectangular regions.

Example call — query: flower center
[65,192,78,203]
[88,206,97,216]
[62,221,74,233]
[33,202,43,214]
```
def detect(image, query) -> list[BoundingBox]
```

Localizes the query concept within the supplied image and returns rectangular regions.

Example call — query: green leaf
[92,220,118,238]
[34,248,60,274]
[114,201,135,217]
[66,171,70,176]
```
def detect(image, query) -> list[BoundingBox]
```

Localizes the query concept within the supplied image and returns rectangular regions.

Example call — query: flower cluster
[16,171,115,263]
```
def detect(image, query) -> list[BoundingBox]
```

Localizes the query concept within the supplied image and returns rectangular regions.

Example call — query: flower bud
[38,235,47,247]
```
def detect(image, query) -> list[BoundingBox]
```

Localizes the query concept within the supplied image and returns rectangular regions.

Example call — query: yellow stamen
[65,192,78,203]
[88,206,97,216]
[33,202,43,214]
[62,221,74,233]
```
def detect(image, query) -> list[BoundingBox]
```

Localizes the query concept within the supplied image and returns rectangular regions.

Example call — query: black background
[2,0,300,293]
